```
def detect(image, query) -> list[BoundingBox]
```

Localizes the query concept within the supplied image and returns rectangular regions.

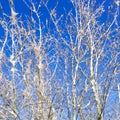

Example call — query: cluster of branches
[0,0,119,120]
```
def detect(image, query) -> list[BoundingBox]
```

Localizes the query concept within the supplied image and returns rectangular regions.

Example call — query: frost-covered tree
[0,0,119,120]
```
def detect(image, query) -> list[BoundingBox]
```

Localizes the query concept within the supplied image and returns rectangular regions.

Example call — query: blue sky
[0,0,119,28]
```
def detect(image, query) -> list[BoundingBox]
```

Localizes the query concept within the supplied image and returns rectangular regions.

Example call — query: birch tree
[44,0,120,119]
[66,0,120,119]
[0,0,119,120]
[0,0,57,119]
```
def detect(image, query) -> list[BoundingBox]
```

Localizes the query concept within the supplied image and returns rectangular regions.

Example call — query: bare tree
[43,0,120,120]
[0,0,58,119]
[0,0,119,120]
